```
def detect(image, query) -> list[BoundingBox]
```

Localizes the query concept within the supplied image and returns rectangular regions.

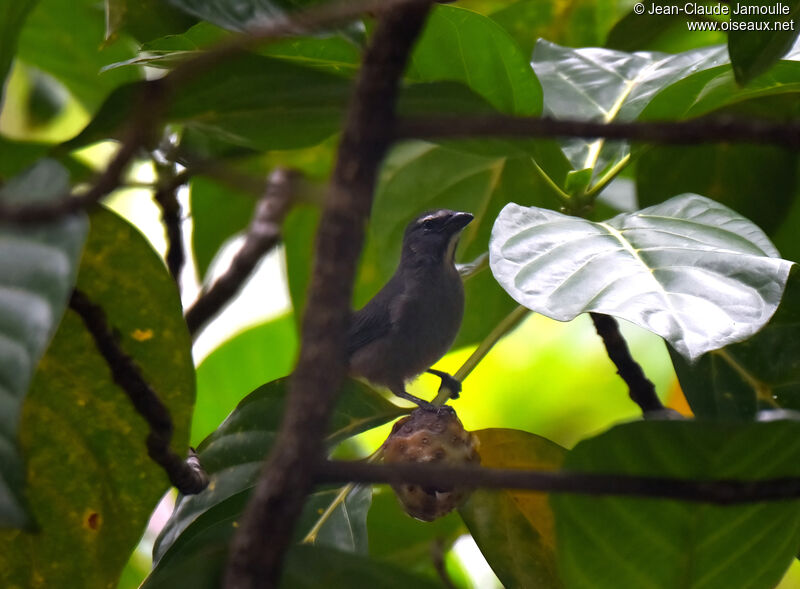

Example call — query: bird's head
[401,209,474,266]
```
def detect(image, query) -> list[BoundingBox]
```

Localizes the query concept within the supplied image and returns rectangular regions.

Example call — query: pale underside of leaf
[490,194,793,361]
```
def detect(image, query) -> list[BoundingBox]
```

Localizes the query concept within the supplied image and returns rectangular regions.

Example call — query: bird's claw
[427,369,462,400]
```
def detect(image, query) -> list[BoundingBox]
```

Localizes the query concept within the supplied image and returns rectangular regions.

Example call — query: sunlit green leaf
[16,0,141,112]
[729,0,800,85]
[0,160,87,528]
[409,5,542,116]
[460,428,565,589]
[192,315,298,445]
[490,194,793,361]
[553,419,800,589]
[0,208,194,586]
[0,0,38,95]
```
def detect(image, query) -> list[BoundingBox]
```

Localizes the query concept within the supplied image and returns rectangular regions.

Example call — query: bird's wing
[346,279,400,357]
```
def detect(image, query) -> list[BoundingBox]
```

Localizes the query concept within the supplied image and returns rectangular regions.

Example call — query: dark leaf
[0,0,38,95]
[0,208,194,585]
[553,419,800,589]
[0,160,87,527]
[460,428,565,589]
[490,194,793,361]
[729,0,800,85]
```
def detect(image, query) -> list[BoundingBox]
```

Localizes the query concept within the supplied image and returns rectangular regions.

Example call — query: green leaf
[0,0,38,96]
[490,0,627,57]
[16,0,141,112]
[671,267,800,419]
[192,315,298,445]
[605,1,725,52]
[553,419,800,589]
[189,174,258,279]
[104,0,195,44]
[489,194,793,361]
[729,0,800,85]
[641,59,800,120]
[0,160,87,528]
[460,428,565,589]
[153,377,404,566]
[636,144,798,236]
[165,0,326,32]
[409,5,542,116]
[0,207,194,585]
[367,485,464,573]
[354,141,565,349]
[532,40,728,187]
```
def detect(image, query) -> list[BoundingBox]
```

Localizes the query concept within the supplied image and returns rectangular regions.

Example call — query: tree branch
[223,2,434,587]
[590,313,665,413]
[397,114,800,149]
[153,165,190,285]
[316,459,800,505]
[69,289,208,494]
[184,168,296,338]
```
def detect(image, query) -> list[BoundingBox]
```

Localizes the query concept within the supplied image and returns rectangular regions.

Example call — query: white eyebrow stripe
[417,212,447,224]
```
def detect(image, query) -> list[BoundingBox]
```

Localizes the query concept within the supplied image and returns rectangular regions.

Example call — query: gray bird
[347,209,473,408]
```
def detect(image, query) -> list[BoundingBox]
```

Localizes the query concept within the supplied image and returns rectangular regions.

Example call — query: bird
[347,209,473,409]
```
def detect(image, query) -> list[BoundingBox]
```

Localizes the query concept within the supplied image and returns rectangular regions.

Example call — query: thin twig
[184,168,296,337]
[590,313,665,413]
[69,289,208,494]
[153,164,189,285]
[432,305,530,406]
[223,2,434,587]
[397,115,800,149]
[317,460,800,505]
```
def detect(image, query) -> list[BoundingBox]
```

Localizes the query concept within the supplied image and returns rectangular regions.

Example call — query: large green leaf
[104,0,195,44]
[671,268,800,419]
[0,207,194,586]
[16,0,141,112]
[531,40,728,188]
[489,194,793,361]
[552,419,800,589]
[152,377,404,567]
[192,315,298,445]
[636,144,798,236]
[165,0,326,32]
[0,0,38,97]
[641,59,800,121]
[490,0,628,57]
[0,137,49,181]
[0,160,87,528]
[729,0,800,85]
[408,5,541,116]
[367,485,464,574]
[460,428,565,589]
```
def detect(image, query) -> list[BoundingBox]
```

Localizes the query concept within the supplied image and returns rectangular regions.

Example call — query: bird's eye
[422,219,435,230]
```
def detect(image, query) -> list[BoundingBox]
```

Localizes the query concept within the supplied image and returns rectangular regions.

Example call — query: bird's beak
[445,211,473,233]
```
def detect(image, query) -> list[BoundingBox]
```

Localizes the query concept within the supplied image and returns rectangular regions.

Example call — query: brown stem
[69,289,208,494]
[396,114,800,149]
[222,2,434,587]
[590,313,665,413]
[317,460,800,505]
[184,168,296,338]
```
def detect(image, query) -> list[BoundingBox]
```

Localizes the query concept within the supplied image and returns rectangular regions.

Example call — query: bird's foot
[426,369,462,400]
[392,388,437,411]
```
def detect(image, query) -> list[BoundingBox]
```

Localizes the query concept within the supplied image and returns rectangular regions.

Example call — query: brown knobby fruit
[382,406,480,521]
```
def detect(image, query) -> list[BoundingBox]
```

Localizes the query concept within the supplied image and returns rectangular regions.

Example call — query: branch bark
[184,168,296,337]
[69,289,208,494]
[223,2,434,587]
[590,312,666,413]
[316,460,800,505]
[397,114,800,149]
